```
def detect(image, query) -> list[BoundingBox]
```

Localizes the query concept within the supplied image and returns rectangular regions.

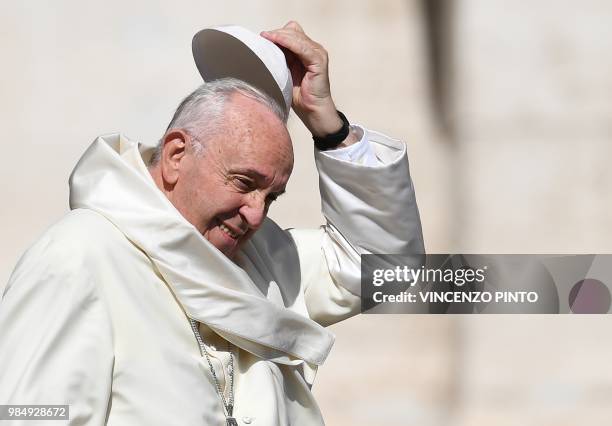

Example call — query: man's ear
[160,129,189,186]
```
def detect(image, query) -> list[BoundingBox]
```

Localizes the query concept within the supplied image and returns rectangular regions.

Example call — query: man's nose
[239,193,267,231]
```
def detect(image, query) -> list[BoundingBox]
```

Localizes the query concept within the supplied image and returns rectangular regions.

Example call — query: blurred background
[2,1,612,424]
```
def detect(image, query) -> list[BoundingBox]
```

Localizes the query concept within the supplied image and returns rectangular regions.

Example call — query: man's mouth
[219,222,240,239]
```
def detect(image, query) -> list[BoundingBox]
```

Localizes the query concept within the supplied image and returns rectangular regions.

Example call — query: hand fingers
[283,20,304,33]
[261,29,326,68]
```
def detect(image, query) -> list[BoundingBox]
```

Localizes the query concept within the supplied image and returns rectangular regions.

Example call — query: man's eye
[234,177,253,190]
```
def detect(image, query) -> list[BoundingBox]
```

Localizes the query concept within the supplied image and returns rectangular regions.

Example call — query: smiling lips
[219,222,242,239]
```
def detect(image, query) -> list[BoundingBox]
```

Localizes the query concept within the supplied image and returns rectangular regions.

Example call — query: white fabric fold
[323,124,378,166]
[314,128,425,295]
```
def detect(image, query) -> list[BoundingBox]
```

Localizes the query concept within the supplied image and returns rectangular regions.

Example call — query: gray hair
[149,77,288,165]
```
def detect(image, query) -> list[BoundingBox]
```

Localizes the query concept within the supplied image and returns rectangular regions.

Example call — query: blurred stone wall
[447,1,612,425]
[1,1,611,425]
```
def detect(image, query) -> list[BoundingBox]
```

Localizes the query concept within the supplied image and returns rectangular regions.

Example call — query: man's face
[170,93,293,258]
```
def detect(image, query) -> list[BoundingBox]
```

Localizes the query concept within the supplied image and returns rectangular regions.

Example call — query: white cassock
[0,126,423,425]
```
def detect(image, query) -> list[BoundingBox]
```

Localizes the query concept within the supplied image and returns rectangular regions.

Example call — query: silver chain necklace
[189,319,238,426]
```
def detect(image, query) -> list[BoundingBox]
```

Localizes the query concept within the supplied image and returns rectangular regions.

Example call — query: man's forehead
[221,116,292,160]
[197,93,294,176]
[226,152,293,177]
[231,165,288,183]
[220,101,290,145]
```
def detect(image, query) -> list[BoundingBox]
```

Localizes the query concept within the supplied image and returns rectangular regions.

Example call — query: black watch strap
[312,110,350,151]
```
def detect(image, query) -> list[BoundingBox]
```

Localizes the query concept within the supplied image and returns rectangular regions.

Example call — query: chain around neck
[189,319,237,423]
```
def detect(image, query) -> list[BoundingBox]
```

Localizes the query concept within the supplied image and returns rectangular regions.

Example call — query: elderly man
[0,22,423,425]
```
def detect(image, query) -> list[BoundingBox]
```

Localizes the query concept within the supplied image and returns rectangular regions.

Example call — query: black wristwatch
[312,110,350,151]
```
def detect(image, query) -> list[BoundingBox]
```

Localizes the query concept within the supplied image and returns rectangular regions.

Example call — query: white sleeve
[290,126,425,326]
[0,234,114,425]
[320,125,378,166]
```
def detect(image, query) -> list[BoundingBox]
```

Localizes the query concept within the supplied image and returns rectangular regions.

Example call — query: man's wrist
[312,110,352,151]
[309,111,344,137]
[335,125,361,148]
[302,102,343,137]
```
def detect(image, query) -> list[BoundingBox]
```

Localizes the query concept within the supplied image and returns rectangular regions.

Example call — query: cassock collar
[68,134,334,366]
